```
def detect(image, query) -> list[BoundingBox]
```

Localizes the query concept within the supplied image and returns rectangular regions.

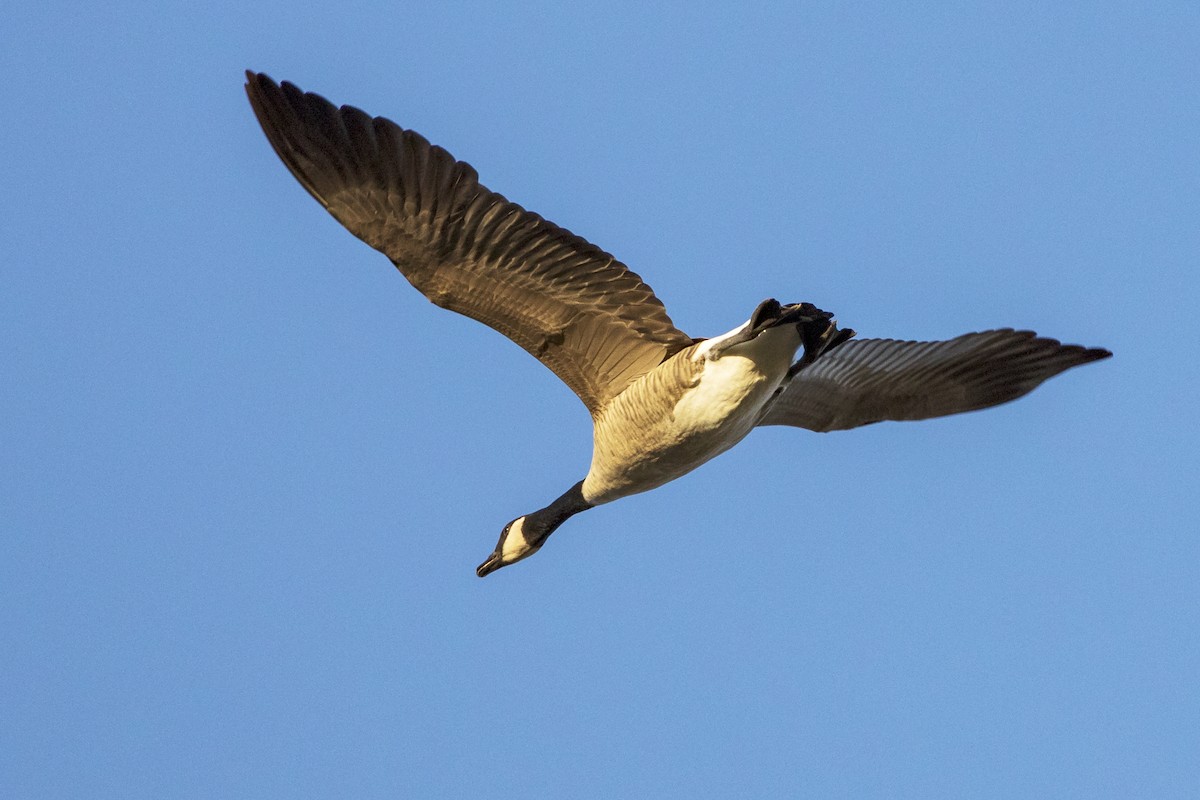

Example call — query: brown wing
[758,329,1110,432]
[245,72,693,415]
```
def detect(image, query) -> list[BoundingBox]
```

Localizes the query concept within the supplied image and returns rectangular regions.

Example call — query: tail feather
[789,309,855,377]
[712,298,847,360]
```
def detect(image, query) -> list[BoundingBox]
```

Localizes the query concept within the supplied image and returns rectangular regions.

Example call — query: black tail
[749,298,836,333]
[787,303,856,376]
[711,298,852,360]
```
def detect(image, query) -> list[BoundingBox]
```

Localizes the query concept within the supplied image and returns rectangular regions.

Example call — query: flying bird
[245,71,1110,577]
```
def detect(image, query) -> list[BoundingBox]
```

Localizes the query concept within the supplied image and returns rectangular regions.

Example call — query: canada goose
[245,72,1111,577]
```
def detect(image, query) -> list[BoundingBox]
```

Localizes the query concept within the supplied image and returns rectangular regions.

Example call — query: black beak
[476,552,503,578]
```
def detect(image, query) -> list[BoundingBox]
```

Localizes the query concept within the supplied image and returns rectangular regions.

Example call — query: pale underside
[582,323,803,505]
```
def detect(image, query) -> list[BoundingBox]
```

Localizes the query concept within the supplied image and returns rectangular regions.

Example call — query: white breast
[582,323,801,505]
[673,351,768,430]
[673,324,800,435]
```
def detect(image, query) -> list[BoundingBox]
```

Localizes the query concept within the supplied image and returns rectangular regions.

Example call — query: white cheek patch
[501,517,531,561]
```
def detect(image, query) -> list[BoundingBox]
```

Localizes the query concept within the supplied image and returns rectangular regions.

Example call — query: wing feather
[759,329,1110,431]
[246,72,692,415]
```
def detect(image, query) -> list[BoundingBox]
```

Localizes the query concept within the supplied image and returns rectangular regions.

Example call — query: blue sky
[3,2,1197,797]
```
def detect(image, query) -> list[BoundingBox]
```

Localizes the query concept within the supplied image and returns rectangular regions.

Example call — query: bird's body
[584,322,802,505]
[245,72,1111,577]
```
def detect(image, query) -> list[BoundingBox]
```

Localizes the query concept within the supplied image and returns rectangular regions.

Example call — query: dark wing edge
[758,328,1111,432]
[245,71,693,415]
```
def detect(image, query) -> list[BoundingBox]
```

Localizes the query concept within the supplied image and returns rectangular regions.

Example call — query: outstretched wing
[758,329,1110,432]
[246,72,693,416]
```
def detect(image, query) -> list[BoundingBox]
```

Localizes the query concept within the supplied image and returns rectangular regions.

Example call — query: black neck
[533,481,593,530]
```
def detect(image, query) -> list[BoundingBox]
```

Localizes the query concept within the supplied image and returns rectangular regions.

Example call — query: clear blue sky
[3,2,1197,797]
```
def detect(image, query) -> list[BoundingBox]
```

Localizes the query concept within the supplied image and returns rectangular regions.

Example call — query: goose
[245,72,1111,577]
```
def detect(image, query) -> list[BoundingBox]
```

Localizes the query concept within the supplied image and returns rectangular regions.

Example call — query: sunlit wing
[246,72,694,415]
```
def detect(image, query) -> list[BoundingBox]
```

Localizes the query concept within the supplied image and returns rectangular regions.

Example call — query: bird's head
[475,514,554,577]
